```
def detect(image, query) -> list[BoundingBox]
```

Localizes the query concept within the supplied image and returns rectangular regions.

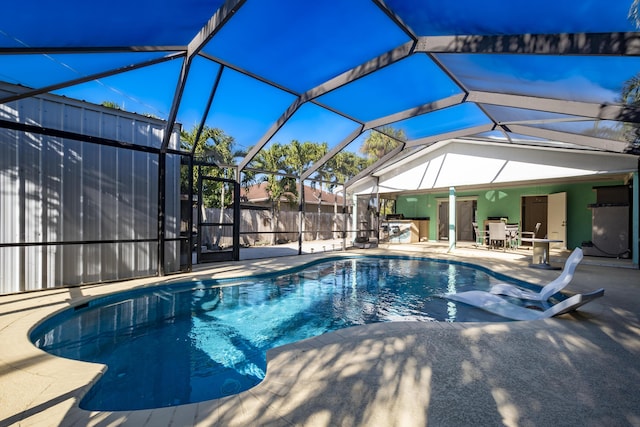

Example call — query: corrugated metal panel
[0,97,21,293]
[133,151,157,273]
[165,153,180,240]
[101,112,118,139]
[133,121,151,148]
[25,247,43,291]
[167,125,180,150]
[0,249,18,294]
[164,241,180,273]
[0,83,180,294]
[0,118,19,246]
[83,244,102,284]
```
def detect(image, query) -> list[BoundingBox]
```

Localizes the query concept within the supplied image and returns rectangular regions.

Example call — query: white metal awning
[349,139,638,195]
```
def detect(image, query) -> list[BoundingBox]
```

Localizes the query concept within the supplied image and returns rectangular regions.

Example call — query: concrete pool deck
[1,244,639,426]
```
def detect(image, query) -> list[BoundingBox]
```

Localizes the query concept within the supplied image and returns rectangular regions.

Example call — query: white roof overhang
[348,139,638,195]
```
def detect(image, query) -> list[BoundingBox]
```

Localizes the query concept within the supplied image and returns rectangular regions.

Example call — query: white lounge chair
[443,288,604,321]
[489,247,584,301]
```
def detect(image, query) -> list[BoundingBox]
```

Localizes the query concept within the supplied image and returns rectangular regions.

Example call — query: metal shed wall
[0,85,181,294]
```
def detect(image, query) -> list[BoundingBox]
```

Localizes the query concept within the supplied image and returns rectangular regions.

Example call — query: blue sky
[19,48,639,157]
[1,0,638,158]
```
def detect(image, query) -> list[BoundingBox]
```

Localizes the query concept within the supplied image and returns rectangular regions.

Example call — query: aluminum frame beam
[303,41,415,101]
[404,124,495,148]
[237,97,304,172]
[160,0,247,151]
[416,32,640,56]
[300,125,364,182]
[506,124,631,152]
[236,41,415,175]
[363,93,466,130]
[0,46,186,54]
[467,91,640,124]
[0,53,184,105]
[344,143,406,189]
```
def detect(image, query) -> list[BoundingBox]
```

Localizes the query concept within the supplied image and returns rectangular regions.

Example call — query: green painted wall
[393,180,626,249]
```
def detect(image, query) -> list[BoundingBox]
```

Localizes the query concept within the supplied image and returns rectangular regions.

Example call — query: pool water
[31,256,544,411]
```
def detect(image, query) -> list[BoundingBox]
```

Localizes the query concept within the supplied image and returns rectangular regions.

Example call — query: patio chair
[442,288,604,321]
[472,222,487,247]
[488,222,507,250]
[489,247,584,301]
[505,223,520,249]
[522,222,542,239]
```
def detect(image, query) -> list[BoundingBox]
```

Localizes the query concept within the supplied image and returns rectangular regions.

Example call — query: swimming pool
[31,255,548,411]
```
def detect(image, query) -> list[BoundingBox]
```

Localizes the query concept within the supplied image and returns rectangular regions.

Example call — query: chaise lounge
[489,247,584,301]
[443,288,604,321]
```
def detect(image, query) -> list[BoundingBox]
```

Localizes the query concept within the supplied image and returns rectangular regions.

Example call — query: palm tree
[360,126,406,160]
[286,140,328,239]
[181,125,243,207]
[286,140,326,176]
[250,143,296,244]
[630,0,640,29]
[622,75,640,105]
[325,150,370,185]
[181,125,244,248]
[625,1,640,150]
[620,70,640,150]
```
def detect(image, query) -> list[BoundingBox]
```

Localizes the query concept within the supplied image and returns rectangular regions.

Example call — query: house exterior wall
[394,179,627,250]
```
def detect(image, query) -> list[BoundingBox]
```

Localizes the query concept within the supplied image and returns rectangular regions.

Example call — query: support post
[448,187,456,252]
[352,193,358,244]
[633,170,639,267]
[187,155,194,270]
[298,179,304,255]
[158,152,166,276]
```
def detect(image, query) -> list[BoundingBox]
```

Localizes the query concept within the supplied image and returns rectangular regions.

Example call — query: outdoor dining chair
[488,222,507,250]
[472,222,487,247]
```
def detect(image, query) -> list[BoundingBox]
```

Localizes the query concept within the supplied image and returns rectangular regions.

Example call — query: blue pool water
[31,255,546,411]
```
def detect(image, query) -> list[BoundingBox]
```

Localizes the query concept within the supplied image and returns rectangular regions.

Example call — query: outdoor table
[520,238,564,270]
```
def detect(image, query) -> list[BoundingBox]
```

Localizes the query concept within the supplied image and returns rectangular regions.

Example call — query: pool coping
[1,246,639,426]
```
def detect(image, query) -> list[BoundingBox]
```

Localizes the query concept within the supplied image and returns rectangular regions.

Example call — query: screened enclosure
[1,0,639,293]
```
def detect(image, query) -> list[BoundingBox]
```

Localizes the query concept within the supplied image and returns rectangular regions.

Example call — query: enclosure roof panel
[1,1,226,47]
[382,0,636,35]
[0,0,638,191]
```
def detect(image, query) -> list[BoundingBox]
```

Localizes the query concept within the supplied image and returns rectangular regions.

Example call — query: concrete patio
[1,244,639,426]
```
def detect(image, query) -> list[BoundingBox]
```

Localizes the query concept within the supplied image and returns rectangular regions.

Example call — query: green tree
[180,125,242,207]
[250,143,297,243]
[101,101,122,110]
[325,150,370,187]
[620,73,640,150]
[630,0,640,28]
[286,140,326,205]
[286,140,328,239]
[181,125,243,248]
[625,2,640,150]
[360,126,406,161]
[286,140,327,177]
[622,74,640,105]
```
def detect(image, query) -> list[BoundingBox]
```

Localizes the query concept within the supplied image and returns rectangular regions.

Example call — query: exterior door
[547,192,567,249]
[521,195,548,246]
[438,202,449,240]
[457,200,474,241]
[438,200,475,241]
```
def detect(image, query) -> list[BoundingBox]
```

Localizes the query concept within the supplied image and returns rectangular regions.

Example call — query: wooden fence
[198,208,377,248]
